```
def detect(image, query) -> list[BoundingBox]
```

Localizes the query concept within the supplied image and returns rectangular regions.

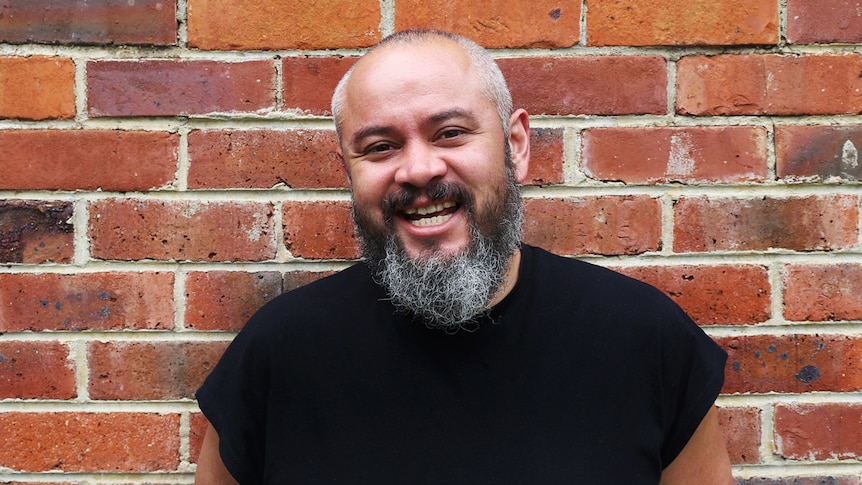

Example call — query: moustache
[382,182,474,221]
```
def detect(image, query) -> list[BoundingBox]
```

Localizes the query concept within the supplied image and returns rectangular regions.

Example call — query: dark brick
[776,125,862,182]
[0,200,73,264]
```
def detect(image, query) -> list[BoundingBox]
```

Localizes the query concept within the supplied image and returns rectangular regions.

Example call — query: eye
[365,142,395,155]
[438,128,465,140]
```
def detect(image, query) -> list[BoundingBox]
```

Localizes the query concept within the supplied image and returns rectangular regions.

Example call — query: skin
[195,35,734,484]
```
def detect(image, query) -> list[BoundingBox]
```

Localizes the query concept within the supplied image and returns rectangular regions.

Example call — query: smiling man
[196,30,732,484]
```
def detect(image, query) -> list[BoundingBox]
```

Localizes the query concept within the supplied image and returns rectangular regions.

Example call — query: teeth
[409,213,453,227]
[404,201,455,216]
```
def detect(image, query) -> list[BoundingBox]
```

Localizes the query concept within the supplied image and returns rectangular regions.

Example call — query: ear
[507,108,531,184]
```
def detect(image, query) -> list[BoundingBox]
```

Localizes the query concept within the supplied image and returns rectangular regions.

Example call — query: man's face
[338,39,529,262]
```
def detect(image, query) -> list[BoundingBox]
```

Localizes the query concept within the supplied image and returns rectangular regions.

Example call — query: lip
[396,200,462,236]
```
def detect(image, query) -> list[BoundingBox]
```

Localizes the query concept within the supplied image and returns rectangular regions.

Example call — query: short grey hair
[331,29,513,145]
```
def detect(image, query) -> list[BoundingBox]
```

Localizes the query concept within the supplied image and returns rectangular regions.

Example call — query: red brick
[0,272,174,332]
[0,341,76,400]
[717,407,761,464]
[775,403,862,461]
[394,0,580,48]
[0,56,74,120]
[618,265,770,325]
[282,56,357,116]
[282,200,359,260]
[737,478,861,485]
[673,195,859,253]
[89,199,277,262]
[0,0,176,45]
[775,125,862,182]
[582,126,768,184]
[187,0,380,50]
[677,54,862,116]
[498,56,667,116]
[0,130,177,191]
[187,129,348,189]
[587,0,777,46]
[87,60,275,117]
[523,196,662,256]
[787,0,862,44]
[88,341,229,400]
[0,200,73,264]
[189,413,209,464]
[185,271,283,331]
[0,412,179,472]
[525,128,565,186]
[784,264,862,322]
[721,335,862,394]
[284,271,335,292]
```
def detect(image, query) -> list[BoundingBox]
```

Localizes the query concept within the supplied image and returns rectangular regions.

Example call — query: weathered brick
[0,341,76,400]
[737,478,861,485]
[282,200,359,260]
[187,129,348,189]
[89,200,277,262]
[523,196,662,256]
[189,413,209,464]
[775,403,862,461]
[677,54,862,116]
[784,264,862,322]
[787,0,862,44]
[394,0,580,48]
[88,341,229,400]
[284,271,335,292]
[0,0,176,45]
[0,412,179,472]
[0,56,75,120]
[775,125,862,182]
[525,128,565,186]
[582,126,768,184]
[187,0,380,50]
[587,0,777,46]
[282,56,357,116]
[0,272,174,332]
[673,195,859,252]
[717,407,761,465]
[185,271,283,331]
[721,335,862,394]
[498,56,667,116]
[618,265,770,325]
[0,200,73,264]
[0,130,177,191]
[87,60,275,117]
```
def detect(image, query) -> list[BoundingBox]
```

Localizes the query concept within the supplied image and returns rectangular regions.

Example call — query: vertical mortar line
[273,196,288,262]
[176,127,190,191]
[660,193,676,256]
[176,0,189,48]
[760,401,778,464]
[778,0,789,47]
[769,260,786,327]
[666,52,678,119]
[380,0,395,37]
[174,266,188,331]
[74,55,89,123]
[765,119,777,182]
[72,337,91,402]
[274,54,284,112]
[73,198,91,267]
[580,0,588,46]
[563,126,584,185]
[179,409,192,468]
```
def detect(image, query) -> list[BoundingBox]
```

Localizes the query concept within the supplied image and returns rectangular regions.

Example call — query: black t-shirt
[196,245,727,484]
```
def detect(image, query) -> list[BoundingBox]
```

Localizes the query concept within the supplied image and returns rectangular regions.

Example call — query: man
[196,30,732,484]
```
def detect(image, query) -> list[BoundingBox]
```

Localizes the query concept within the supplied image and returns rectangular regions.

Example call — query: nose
[394,141,447,188]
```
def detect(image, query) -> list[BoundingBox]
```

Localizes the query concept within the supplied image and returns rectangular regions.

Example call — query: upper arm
[659,406,733,485]
[195,423,239,485]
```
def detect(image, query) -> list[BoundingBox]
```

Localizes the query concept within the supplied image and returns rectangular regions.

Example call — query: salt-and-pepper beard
[351,149,524,333]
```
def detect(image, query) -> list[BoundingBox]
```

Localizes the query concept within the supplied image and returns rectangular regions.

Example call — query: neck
[488,247,521,308]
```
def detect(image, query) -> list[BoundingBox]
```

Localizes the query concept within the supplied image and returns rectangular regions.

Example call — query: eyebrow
[349,108,479,152]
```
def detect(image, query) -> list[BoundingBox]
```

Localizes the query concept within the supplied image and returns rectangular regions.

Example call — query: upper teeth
[404,201,455,216]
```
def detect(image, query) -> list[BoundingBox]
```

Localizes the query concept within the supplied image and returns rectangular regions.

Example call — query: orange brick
[673,195,859,252]
[88,60,275,117]
[0,412,179,472]
[187,0,380,50]
[187,129,348,189]
[0,341,76,400]
[787,0,862,44]
[582,126,768,184]
[395,0,580,48]
[677,54,862,116]
[282,56,357,116]
[0,200,73,264]
[283,200,358,260]
[523,196,662,256]
[784,264,862,322]
[721,335,862,394]
[498,56,667,116]
[775,125,862,182]
[185,271,283,331]
[0,272,174,332]
[717,407,761,464]
[775,403,862,461]
[618,265,770,325]
[525,128,564,186]
[587,0,777,46]
[89,199,277,262]
[0,130,178,191]
[0,56,74,120]
[88,341,229,400]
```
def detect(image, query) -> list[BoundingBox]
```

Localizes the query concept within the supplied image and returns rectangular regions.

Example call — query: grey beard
[354,163,524,333]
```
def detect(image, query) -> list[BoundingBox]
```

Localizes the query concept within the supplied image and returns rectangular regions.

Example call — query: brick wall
[0,0,860,483]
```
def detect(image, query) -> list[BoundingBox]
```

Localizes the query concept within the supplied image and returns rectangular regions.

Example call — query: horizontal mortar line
[0,330,239,343]
[0,473,194,484]
[0,188,352,201]
[703,324,862,338]
[717,392,862,407]
[578,251,862,267]
[0,259,357,274]
[732,463,862,478]
[0,400,201,413]
[520,184,862,198]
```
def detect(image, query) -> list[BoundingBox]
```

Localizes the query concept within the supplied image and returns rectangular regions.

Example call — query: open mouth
[401,201,458,227]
